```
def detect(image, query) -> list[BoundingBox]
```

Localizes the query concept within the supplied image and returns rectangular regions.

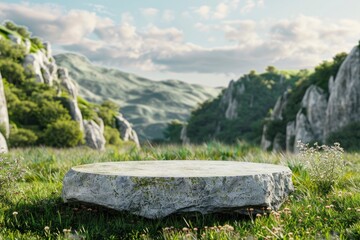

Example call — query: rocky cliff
[0,23,140,150]
[184,70,298,144]
[262,45,360,151]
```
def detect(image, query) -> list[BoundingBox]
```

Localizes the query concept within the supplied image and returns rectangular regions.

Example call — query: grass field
[0,142,359,239]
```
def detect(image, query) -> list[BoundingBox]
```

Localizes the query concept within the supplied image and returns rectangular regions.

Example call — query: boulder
[8,34,21,44]
[62,161,294,219]
[325,46,360,139]
[69,99,84,132]
[0,73,10,138]
[115,114,140,148]
[301,85,327,141]
[0,132,8,153]
[83,120,105,150]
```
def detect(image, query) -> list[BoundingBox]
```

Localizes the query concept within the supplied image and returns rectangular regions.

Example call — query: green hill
[55,53,221,140]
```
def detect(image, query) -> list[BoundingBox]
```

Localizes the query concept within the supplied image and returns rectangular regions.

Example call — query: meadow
[0,142,359,239]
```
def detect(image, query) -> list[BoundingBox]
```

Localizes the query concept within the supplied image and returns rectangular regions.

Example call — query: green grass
[1,143,359,239]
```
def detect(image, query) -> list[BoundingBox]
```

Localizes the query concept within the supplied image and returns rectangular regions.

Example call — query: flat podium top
[71,161,291,177]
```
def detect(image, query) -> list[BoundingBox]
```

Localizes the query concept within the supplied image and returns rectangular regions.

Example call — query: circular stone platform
[62,161,294,219]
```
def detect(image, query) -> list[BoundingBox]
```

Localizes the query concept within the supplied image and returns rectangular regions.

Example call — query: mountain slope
[55,53,221,140]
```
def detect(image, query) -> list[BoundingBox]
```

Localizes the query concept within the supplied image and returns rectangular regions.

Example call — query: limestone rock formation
[0,73,10,138]
[115,114,140,148]
[180,125,190,144]
[286,122,295,152]
[0,133,8,153]
[272,133,284,152]
[260,125,272,151]
[294,111,315,152]
[221,80,245,120]
[83,120,105,150]
[23,50,57,85]
[62,161,294,219]
[57,67,84,132]
[301,85,327,141]
[271,92,288,121]
[325,46,360,139]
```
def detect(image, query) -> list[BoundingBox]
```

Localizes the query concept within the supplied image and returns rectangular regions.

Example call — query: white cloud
[121,12,134,23]
[163,10,175,22]
[140,8,159,17]
[0,2,358,78]
[194,22,211,32]
[213,3,228,19]
[241,0,264,13]
[195,5,211,19]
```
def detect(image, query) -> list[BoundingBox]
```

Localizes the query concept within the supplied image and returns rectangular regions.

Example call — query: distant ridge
[55,53,221,140]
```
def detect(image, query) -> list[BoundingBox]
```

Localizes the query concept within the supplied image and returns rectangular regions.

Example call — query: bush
[98,100,119,126]
[326,122,360,151]
[77,96,97,120]
[43,120,83,147]
[163,120,183,143]
[298,141,345,194]
[104,126,122,146]
[9,128,38,147]
[36,100,71,128]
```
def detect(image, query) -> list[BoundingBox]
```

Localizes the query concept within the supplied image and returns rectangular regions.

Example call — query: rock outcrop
[221,80,245,120]
[265,45,360,152]
[83,120,106,150]
[180,125,190,144]
[260,125,272,151]
[115,114,140,148]
[325,46,360,139]
[301,85,327,141]
[0,133,8,153]
[23,50,57,85]
[57,67,84,132]
[0,73,10,138]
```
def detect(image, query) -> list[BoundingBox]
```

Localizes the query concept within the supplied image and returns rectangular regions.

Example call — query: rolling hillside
[55,53,221,140]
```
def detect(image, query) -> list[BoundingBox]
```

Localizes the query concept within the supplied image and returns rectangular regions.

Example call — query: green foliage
[104,126,122,146]
[0,59,27,85]
[43,120,83,147]
[36,100,71,128]
[30,37,44,53]
[77,96,97,120]
[0,39,26,61]
[4,21,30,38]
[187,70,299,144]
[98,100,119,126]
[327,122,360,151]
[163,120,183,143]
[9,128,38,147]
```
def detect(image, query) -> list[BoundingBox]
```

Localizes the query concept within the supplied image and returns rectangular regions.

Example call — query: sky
[1,1,360,87]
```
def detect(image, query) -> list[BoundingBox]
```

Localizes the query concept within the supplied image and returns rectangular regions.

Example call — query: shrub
[104,126,122,146]
[326,122,360,151]
[36,100,71,128]
[43,120,83,147]
[97,100,119,126]
[9,128,38,147]
[77,96,97,120]
[297,141,345,194]
[163,120,183,143]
